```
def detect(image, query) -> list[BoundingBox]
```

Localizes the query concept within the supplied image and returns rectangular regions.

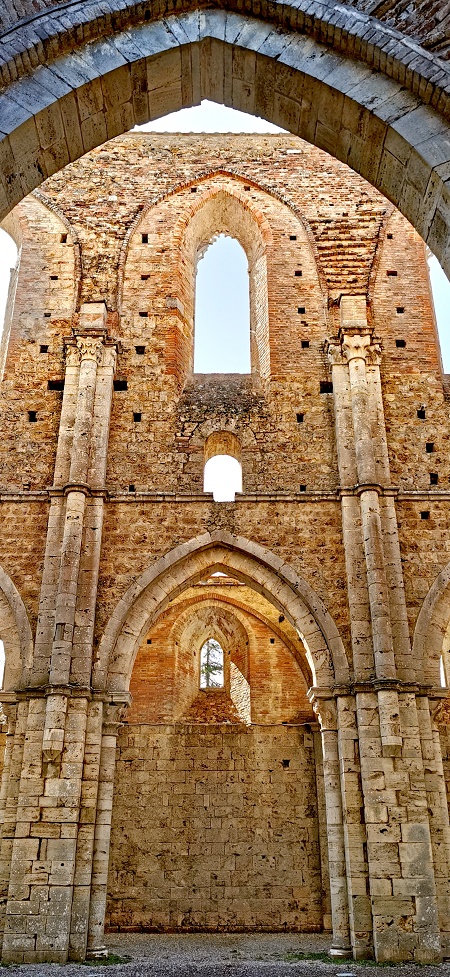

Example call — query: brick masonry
[0,134,448,964]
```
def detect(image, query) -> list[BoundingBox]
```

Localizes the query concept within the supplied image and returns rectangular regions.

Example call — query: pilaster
[0,303,118,965]
[327,295,443,962]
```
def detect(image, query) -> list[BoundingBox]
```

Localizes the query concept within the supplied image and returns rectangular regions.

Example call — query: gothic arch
[0,566,33,691]
[1,8,450,280]
[94,530,350,692]
[412,561,450,687]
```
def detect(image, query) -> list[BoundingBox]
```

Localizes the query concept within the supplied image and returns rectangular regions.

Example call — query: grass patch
[282,952,438,967]
[283,952,334,963]
[81,954,132,966]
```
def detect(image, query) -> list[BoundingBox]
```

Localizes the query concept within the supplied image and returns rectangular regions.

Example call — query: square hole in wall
[387,233,393,239]
[299,484,306,492]
[295,270,302,277]
[296,413,304,423]
[395,339,406,348]
[47,380,64,391]
[39,345,49,353]
[430,473,438,485]
[44,313,51,318]
[28,411,37,422]
[421,511,430,520]
[114,380,128,391]
[320,381,333,393]
[301,340,310,349]
[426,442,434,453]
[298,307,306,314]
[387,270,398,277]
[396,307,405,314]
[135,346,146,355]
[141,233,148,243]
[417,408,426,419]
[281,759,290,768]
[133,412,142,422]
[50,275,58,281]
[129,484,135,492]
[141,275,149,281]
[60,233,68,243]
[290,235,297,240]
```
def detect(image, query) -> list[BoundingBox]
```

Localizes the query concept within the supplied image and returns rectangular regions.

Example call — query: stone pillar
[311,696,351,956]
[422,697,450,958]
[327,295,442,963]
[87,700,129,958]
[0,304,119,964]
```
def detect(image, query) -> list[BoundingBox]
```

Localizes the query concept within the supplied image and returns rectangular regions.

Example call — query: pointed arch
[412,561,450,686]
[1,8,450,283]
[0,567,33,691]
[94,530,350,692]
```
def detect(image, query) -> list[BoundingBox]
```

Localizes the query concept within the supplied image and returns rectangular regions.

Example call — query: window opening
[204,454,242,502]
[200,638,224,688]
[194,236,250,373]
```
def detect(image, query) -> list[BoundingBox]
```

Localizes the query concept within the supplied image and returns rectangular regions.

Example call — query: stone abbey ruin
[0,131,448,966]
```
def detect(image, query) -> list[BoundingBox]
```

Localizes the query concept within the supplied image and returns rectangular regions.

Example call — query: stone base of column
[86,946,109,959]
[329,945,353,958]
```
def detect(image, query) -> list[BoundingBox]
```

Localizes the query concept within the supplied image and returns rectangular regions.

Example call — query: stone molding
[96,530,350,690]
[1,0,449,114]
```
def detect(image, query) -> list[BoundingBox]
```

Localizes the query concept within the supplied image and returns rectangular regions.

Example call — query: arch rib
[95,530,350,692]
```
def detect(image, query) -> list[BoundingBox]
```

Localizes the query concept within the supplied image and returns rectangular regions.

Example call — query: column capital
[430,695,450,728]
[103,695,132,734]
[342,332,371,362]
[308,691,338,731]
[76,335,104,364]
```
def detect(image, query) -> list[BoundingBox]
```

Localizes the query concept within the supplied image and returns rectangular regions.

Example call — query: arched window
[203,431,242,502]
[0,228,18,340]
[194,235,250,373]
[200,638,224,688]
[204,455,242,502]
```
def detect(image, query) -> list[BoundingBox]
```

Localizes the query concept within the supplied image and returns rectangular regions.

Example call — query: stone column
[327,296,442,962]
[87,700,129,958]
[421,697,450,958]
[1,304,119,964]
[311,696,351,956]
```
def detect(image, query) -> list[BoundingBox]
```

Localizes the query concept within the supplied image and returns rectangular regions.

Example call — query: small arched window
[194,235,250,373]
[204,431,242,502]
[200,638,224,688]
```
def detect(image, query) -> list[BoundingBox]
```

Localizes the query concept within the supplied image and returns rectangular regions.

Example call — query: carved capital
[365,343,382,367]
[430,697,450,728]
[77,336,104,364]
[65,344,81,368]
[327,342,346,368]
[342,332,371,363]
[312,697,338,732]
[103,699,130,734]
[102,345,118,370]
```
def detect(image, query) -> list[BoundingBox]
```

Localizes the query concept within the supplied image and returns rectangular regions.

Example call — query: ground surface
[0,934,449,976]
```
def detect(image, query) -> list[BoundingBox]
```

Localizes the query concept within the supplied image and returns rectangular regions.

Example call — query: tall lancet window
[194,235,250,373]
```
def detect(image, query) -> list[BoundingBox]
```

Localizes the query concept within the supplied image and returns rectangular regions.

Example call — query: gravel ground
[0,934,448,977]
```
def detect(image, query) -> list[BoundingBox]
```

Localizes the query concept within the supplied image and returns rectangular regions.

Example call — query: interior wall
[106,724,324,932]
